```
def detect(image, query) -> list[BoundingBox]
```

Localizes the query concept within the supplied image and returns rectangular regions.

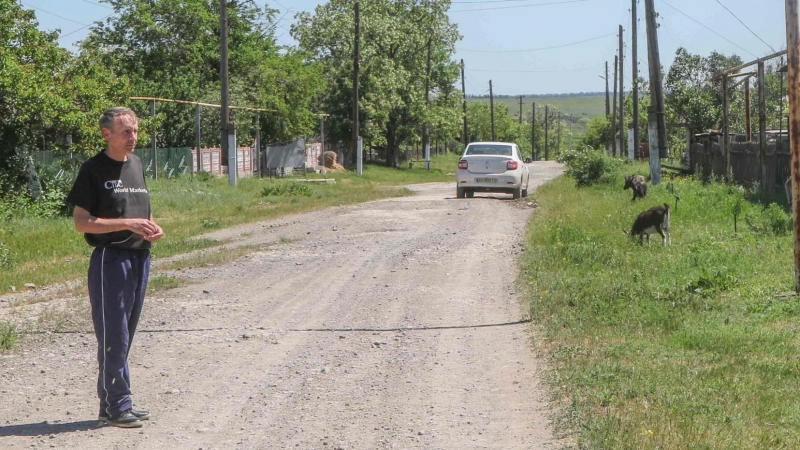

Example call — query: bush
[0,321,18,351]
[558,147,621,187]
[261,182,313,197]
[745,203,793,235]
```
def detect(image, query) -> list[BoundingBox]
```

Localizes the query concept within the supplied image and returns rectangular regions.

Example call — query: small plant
[0,242,13,268]
[201,217,220,228]
[261,182,313,197]
[195,171,213,182]
[686,269,739,297]
[0,321,18,351]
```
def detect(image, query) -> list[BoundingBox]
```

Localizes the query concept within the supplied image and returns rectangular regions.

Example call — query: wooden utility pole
[490,80,496,141]
[605,61,611,117]
[632,0,640,159]
[619,24,625,158]
[784,0,800,291]
[758,62,768,203]
[645,0,669,163]
[557,112,562,153]
[612,56,618,156]
[531,103,536,160]
[745,79,752,141]
[545,105,549,160]
[352,2,360,166]
[461,59,468,145]
[254,111,260,177]
[519,96,523,124]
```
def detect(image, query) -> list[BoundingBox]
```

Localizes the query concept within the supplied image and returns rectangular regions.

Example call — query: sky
[26,0,789,96]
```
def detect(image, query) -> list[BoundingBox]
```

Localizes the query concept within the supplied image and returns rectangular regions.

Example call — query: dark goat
[625,203,671,246]
[623,174,647,201]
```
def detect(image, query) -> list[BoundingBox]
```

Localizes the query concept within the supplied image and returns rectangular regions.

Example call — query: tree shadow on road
[0,420,102,437]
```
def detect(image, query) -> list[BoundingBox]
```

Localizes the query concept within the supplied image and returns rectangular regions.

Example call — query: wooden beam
[710,50,787,81]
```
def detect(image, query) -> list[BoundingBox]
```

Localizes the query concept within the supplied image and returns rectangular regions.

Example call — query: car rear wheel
[522,187,528,198]
[512,187,521,199]
[457,187,465,198]
[466,190,474,198]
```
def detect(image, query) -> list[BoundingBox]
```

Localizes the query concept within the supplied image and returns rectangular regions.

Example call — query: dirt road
[0,162,564,450]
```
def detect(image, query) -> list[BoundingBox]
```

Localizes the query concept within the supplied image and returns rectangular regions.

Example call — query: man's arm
[73,205,158,237]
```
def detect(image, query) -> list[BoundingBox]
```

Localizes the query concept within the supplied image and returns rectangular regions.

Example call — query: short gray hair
[99,107,137,130]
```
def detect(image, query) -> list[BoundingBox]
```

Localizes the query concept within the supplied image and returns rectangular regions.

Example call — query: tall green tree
[292,0,461,166]
[81,0,323,147]
[0,0,127,193]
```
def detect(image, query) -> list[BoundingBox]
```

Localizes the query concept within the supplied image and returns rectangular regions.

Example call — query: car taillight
[507,160,519,170]
[458,160,468,170]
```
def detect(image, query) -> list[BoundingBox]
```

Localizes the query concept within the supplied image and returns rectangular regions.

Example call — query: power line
[467,66,599,73]
[20,1,88,26]
[58,13,114,39]
[450,0,589,13]
[714,0,776,53]
[79,0,113,9]
[458,32,615,53]
[659,0,757,59]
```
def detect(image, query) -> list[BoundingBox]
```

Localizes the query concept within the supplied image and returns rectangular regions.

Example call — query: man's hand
[143,222,164,242]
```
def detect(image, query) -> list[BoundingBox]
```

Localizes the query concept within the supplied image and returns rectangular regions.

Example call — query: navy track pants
[88,246,150,418]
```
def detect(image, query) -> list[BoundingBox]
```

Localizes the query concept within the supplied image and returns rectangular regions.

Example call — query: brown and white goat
[623,174,647,201]
[624,203,671,246]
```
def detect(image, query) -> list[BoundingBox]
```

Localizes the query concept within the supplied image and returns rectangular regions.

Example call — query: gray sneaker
[101,410,144,428]
[99,407,150,422]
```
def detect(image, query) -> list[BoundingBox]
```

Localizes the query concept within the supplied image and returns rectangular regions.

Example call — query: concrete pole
[150,99,157,180]
[759,62,768,203]
[612,56,618,156]
[723,75,730,180]
[632,0,640,159]
[195,103,201,174]
[619,25,625,158]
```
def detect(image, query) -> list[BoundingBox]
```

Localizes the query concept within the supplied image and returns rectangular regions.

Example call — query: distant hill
[467,93,608,138]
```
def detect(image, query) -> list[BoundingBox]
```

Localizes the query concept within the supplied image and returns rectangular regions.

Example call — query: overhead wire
[659,0,757,58]
[713,0,776,53]
[449,0,590,13]
[458,32,615,53]
[20,1,88,26]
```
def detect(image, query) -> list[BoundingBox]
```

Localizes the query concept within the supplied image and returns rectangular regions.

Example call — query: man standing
[67,107,164,428]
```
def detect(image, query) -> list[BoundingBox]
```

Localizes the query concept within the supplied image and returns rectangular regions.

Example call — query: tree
[0,0,127,195]
[81,0,323,147]
[292,0,461,166]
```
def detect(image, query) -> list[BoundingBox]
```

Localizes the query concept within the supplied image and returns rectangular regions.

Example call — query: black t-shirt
[67,151,152,249]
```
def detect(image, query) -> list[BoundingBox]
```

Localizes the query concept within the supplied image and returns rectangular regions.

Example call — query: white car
[456,142,530,199]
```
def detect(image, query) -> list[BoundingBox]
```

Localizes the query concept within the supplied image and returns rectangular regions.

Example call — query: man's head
[100,107,139,155]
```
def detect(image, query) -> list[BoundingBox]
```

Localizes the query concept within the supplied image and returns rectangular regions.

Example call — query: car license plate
[475,177,497,183]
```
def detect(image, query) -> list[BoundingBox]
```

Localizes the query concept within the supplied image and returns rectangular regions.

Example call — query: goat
[623,174,647,201]
[624,203,671,246]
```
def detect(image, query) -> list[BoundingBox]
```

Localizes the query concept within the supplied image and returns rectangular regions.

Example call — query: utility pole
[612,55,618,156]
[784,0,800,291]
[569,114,573,150]
[632,0,640,159]
[745,78,752,141]
[220,0,235,186]
[758,61,768,204]
[195,103,201,174]
[461,59,468,145]
[557,112,562,154]
[544,105,549,160]
[519,96,523,124]
[645,0,669,166]
[489,80,496,141]
[424,38,431,170]
[619,24,625,158]
[352,2,360,167]
[255,111,260,177]
[320,114,326,174]
[605,61,611,117]
[532,103,536,160]
[150,99,157,180]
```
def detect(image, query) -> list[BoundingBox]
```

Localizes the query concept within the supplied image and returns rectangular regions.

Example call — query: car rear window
[465,144,513,156]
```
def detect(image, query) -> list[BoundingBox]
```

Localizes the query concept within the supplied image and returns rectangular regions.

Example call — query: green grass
[0,153,460,297]
[524,164,800,448]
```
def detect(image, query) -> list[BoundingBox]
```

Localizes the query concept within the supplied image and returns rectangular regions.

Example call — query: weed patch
[0,321,18,350]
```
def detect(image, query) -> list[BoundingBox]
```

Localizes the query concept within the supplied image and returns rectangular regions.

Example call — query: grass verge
[523,163,800,448]
[0,153,459,297]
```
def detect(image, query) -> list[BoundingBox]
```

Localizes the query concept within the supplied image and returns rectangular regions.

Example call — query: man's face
[102,114,139,153]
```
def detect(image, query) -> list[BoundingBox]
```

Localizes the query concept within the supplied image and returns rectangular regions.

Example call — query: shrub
[745,203,792,235]
[0,321,18,351]
[261,182,313,197]
[558,147,621,187]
